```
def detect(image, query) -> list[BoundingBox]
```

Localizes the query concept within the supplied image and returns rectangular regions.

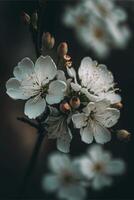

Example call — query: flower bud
[21,12,30,25]
[117,129,131,141]
[60,102,71,113]
[64,55,71,61]
[70,96,80,109]
[42,32,55,50]
[57,42,68,57]
[113,102,123,109]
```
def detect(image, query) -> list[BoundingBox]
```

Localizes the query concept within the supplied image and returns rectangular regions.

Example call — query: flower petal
[35,55,57,83]
[46,80,67,105]
[48,153,71,173]
[56,70,66,82]
[88,144,111,163]
[105,159,125,175]
[92,174,112,190]
[79,157,94,179]
[24,97,46,119]
[72,113,87,129]
[13,57,34,81]
[93,121,111,144]
[71,82,81,92]
[80,125,94,144]
[57,128,72,153]
[6,78,28,100]
[42,174,60,192]
[58,184,86,200]
[104,92,121,104]
[96,108,120,128]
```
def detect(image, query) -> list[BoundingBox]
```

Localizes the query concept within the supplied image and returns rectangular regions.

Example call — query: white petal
[79,157,94,179]
[83,102,95,115]
[6,78,28,100]
[56,70,66,82]
[92,175,112,190]
[93,121,111,144]
[80,126,94,144]
[46,80,67,105]
[57,128,72,153]
[71,82,81,92]
[88,145,111,162]
[67,67,77,80]
[24,97,46,119]
[96,108,120,128]
[35,56,57,83]
[13,57,34,81]
[42,174,59,192]
[58,184,86,200]
[48,153,71,174]
[113,8,127,22]
[72,113,87,129]
[104,92,121,104]
[78,57,94,87]
[105,159,125,175]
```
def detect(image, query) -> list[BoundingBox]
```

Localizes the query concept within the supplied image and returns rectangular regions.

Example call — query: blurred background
[0,0,134,199]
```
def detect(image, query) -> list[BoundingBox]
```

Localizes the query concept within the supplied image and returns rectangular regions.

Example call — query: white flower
[77,16,110,58]
[6,56,67,119]
[78,145,125,190]
[71,57,121,104]
[45,107,72,153]
[63,0,130,58]
[72,100,120,144]
[83,0,131,48]
[42,153,86,200]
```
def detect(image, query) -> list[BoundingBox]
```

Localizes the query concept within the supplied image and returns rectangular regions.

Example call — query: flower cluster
[42,145,125,200]
[6,40,124,153]
[63,0,131,58]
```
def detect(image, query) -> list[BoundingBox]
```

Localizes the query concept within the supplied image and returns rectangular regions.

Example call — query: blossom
[45,107,72,153]
[63,0,130,58]
[72,100,120,144]
[77,16,110,58]
[78,145,125,190]
[6,56,67,119]
[83,0,131,48]
[42,153,86,200]
[71,57,121,104]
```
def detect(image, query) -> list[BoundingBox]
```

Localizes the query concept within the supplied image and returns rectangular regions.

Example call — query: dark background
[0,0,134,199]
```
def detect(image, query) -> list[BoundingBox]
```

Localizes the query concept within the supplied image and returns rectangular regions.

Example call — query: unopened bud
[117,129,131,141]
[57,42,68,57]
[70,96,80,109]
[31,12,38,30]
[42,32,55,50]
[21,12,30,25]
[113,102,123,109]
[60,102,71,113]
[64,55,71,61]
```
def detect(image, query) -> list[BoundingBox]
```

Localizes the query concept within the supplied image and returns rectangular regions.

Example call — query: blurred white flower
[78,145,125,190]
[72,100,120,144]
[77,16,110,58]
[45,107,72,153]
[42,153,86,200]
[63,0,130,58]
[71,57,121,104]
[6,56,67,119]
